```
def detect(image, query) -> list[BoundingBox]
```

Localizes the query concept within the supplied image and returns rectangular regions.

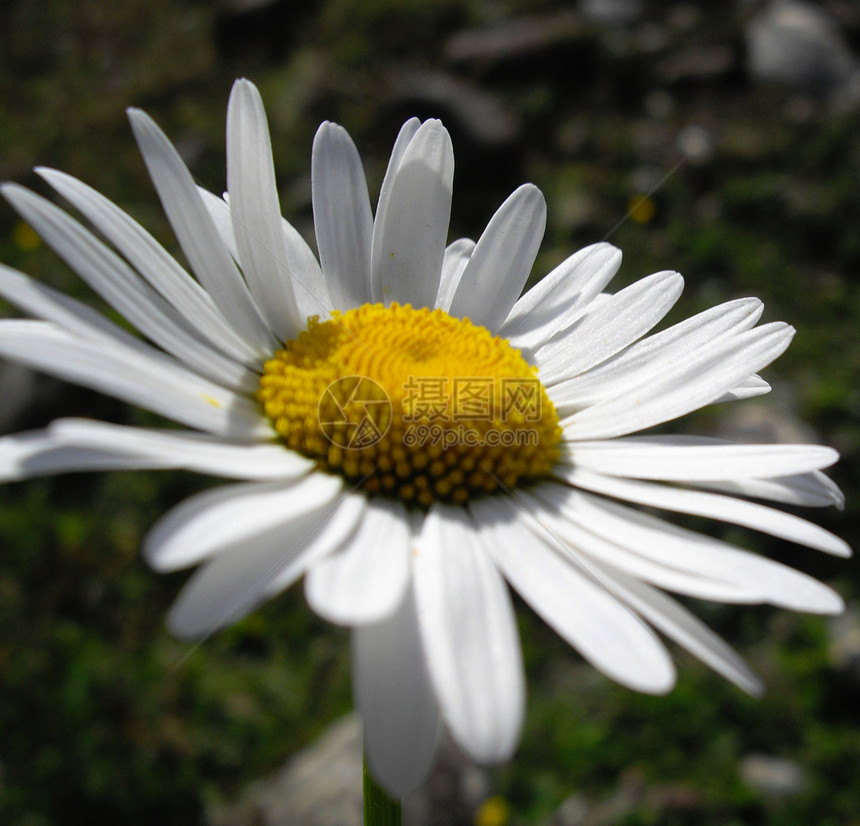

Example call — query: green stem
[363,753,402,826]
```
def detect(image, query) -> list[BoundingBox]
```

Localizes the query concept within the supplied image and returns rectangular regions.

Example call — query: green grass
[1,1,858,823]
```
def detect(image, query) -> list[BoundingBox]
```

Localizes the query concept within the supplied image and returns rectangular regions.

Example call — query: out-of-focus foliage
[1,1,858,823]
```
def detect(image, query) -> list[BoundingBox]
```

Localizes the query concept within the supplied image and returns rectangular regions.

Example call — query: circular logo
[318,376,392,449]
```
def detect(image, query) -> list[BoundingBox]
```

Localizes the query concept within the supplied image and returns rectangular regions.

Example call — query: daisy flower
[0,79,849,797]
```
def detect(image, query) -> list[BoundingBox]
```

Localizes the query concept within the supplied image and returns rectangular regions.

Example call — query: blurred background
[1,1,859,824]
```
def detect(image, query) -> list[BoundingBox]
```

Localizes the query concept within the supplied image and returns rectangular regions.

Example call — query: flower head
[0,78,849,796]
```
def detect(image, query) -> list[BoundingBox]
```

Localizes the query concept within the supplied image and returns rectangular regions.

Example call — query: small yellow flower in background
[628,193,657,224]
[11,221,40,251]
[476,795,511,826]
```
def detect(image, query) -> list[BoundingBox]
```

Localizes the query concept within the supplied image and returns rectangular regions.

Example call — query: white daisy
[0,78,849,796]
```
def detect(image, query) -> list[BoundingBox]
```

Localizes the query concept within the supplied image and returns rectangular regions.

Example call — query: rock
[405,732,490,826]
[578,0,642,27]
[544,771,645,826]
[543,776,703,825]
[208,713,490,826]
[658,44,738,85]
[547,792,590,825]
[829,604,860,687]
[444,12,589,72]
[208,714,363,826]
[219,0,280,11]
[0,362,36,434]
[676,124,714,162]
[713,390,821,445]
[384,71,519,152]
[746,1,856,94]
[739,753,808,800]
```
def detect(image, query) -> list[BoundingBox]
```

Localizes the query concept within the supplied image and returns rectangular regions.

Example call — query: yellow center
[258,303,561,507]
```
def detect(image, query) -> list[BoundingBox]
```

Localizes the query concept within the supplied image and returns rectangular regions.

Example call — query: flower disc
[258,303,561,506]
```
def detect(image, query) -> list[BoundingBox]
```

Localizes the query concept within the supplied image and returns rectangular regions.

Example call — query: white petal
[548,298,764,412]
[37,168,258,365]
[352,582,440,797]
[0,428,163,480]
[519,487,761,603]
[260,492,367,599]
[304,498,411,625]
[470,496,675,694]
[127,108,276,356]
[1,184,255,392]
[198,187,239,259]
[370,117,422,304]
[0,320,268,439]
[414,505,525,763]
[535,483,843,612]
[143,473,342,572]
[0,420,306,482]
[227,79,302,340]
[312,121,374,310]
[568,438,838,481]
[199,187,330,323]
[0,277,266,441]
[447,184,546,330]
[536,271,684,384]
[587,564,765,696]
[501,243,622,355]
[167,489,364,639]
[696,472,844,509]
[374,120,453,309]
[591,298,764,384]
[717,374,772,402]
[0,263,151,348]
[281,216,330,322]
[47,418,311,480]
[435,238,474,311]
[560,466,851,560]
[560,322,795,440]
